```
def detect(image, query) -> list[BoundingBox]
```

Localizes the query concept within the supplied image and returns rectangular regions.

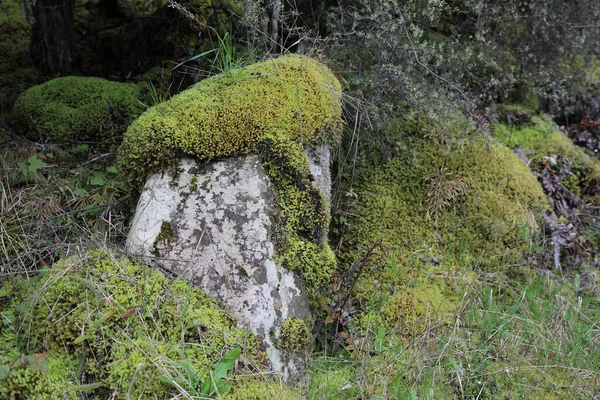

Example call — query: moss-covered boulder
[0,250,269,399]
[9,76,146,141]
[120,54,342,290]
[342,118,549,333]
[121,54,342,383]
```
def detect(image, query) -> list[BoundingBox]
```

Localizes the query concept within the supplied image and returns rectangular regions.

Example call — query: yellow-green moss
[118,55,343,289]
[494,114,600,198]
[9,76,146,140]
[226,376,303,400]
[117,54,342,190]
[344,118,549,332]
[152,220,176,257]
[0,250,261,398]
[256,130,336,288]
[279,317,312,354]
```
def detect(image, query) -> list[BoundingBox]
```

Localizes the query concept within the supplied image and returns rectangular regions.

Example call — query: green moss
[0,0,31,76]
[256,131,336,288]
[118,54,342,190]
[494,114,600,197]
[279,317,312,354]
[309,357,358,399]
[9,76,146,141]
[118,55,343,289]
[226,376,303,400]
[344,118,549,332]
[0,249,261,398]
[0,1,38,115]
[0,354,75,400]
[152,220,176,257]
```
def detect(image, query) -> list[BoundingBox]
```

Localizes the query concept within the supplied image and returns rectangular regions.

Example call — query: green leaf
[24,354,48,374]
[27,155,48,174]
[1,310,16,326]
[0,365,10,380]
[72,144,89,154]
[106,165,118,174]
[17,161,28,177]
[172,48,217,70]
[72,187,88,197]
[74,334,95,344]
[211,347,240,385]
[89,173,106,186]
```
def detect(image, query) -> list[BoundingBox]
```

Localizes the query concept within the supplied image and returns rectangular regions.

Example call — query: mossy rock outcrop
[494,114,600,200]
[342,118,550,333]
[121,54,342,382]
[9,76,146,141]
[0,250,278,399]
[120,53,342,290]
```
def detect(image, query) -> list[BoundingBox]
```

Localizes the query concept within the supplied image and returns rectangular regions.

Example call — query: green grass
[308,272,600,399]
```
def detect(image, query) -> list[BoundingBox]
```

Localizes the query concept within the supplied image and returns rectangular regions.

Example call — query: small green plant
[159,347,241,398]
[173,27,254,78]
[426,167,470,221]
[17,154,47,182]
[138,81,169,109]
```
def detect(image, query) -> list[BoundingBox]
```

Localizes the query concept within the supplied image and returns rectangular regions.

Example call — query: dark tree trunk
[31,0,77,76]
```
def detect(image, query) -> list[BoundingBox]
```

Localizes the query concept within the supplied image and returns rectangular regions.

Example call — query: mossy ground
[118,54,342,290]
[9,76,146,141]
[494,114,600,199]
[0,249,268,398]
[316,113,600,398]
[309,274,600,399]
[340,117,549,333]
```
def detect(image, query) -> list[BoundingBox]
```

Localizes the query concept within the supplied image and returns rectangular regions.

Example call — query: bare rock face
[126,145,331,384]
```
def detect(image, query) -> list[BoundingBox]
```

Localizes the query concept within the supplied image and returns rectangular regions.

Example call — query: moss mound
[9,76,146,140]
[0,250,262,399]
[117,54,342,190]
[343,118,549,332]
[118,54,342,289]
[494,114,600,199]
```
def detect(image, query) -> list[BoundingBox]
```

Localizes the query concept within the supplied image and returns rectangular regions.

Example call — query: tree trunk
[31,0,77,76]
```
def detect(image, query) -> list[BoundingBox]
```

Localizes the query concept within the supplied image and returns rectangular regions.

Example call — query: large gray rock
[126,145,331,383]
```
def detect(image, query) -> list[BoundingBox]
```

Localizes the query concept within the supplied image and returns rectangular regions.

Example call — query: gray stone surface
[126,147,331,383]
[307,144,332,210]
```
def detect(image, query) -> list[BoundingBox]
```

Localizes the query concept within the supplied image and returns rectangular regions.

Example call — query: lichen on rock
[9,76,146,140]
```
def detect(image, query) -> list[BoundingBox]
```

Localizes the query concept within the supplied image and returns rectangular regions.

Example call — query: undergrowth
[309,272,600,399]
